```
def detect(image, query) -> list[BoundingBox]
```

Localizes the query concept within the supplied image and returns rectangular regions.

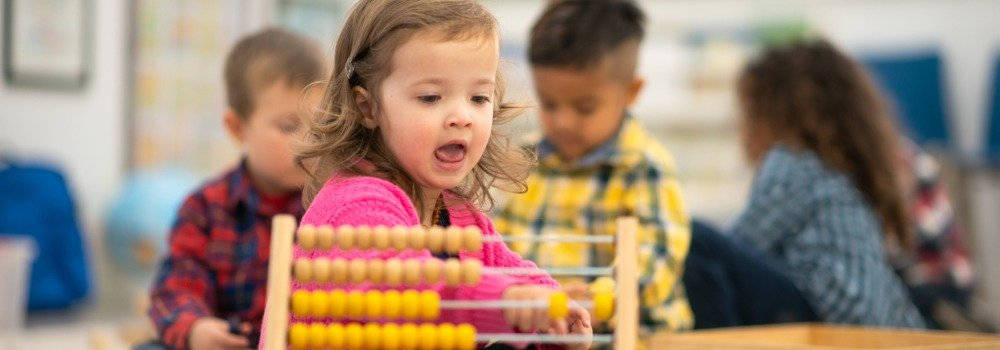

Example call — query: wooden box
[647,324,1000,349]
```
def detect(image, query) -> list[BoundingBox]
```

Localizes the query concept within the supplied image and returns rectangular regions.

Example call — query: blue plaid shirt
[729,146,925,328]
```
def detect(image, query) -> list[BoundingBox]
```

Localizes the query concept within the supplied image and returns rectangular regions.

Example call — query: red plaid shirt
[148,161,303,349]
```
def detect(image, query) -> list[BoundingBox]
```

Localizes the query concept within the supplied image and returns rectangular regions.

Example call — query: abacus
[261,215,639,349]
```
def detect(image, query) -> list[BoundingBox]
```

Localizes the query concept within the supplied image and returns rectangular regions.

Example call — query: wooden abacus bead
[364,323,381,349]
[445,226,463,254]
[391,226,409,250]
[347,290,365,319]
[297,224,316,250]
[365,290,384,319]
[373,225,390,250]
[331,258,348,284]
[461,259,482,286]
[382,323,401,350]
[444,258,462,287]
[309,322,327,349]
[409,227,426,250]
[593,291,615,321]
[368,259,385,284]
[438,323,456,350]
[419,290,440,320]
[419,323,438,350]
[403,259,422,286]
[349,259,367,284]
[311,290,330,317]
[289,323,308,349]
[345,323,364,350]
[426,226,445,253]
[291,290,310,316]
[294,258,312,282]
[548,291,569,319]
[384,289,402,319]
[401,289,420,320]
[456,324,476,350]
[385,258,403,287]
[423,259,442,284]
[327,323,345,349]
[313,257,331,283]
[317,225,335,250]
[355,225,372,249]
[330,289,347,319]
[337,225,355,250]
[400,323,419,350]
[463,226,483,252]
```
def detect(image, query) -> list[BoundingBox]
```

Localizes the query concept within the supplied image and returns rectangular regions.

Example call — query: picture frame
[2,0,91,90]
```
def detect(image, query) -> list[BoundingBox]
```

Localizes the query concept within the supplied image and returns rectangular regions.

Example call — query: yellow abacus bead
[409,227,426,250]
[291,290,310,317]
[400,323,419,350]
[444,259,462,287]
[382,323,401,350]
[426,226,445,253]
[418,323,438,350]
[461,259,481,286]
[404,259,421,286]
[329,289,347,319]
[294,258,312,282]
[391,226,409,250]
[289,323,308,349]
[373,226,390,250]
[337,225,355,250]
[308,322,327,348]
[385,258,403,287]
[297,224,316,250]
[311,290,330,317]
[419,290,440,320]
[445,226,463,254]
[355,225,372,250]
[593,291,615,321]
[365,290,384,319]
[438,323,456,350]
[317,225,335,250]
[345,323,364,350]
[548,291,569,319]
[349,259,367,284]
[368,259,385,284]
[347,290,365,319]
[364,323,381,350]
[401,289,420,320]
[384,289,402,319]
[327,323,345,349]
[313,257,331,283]
[331,258,348,284]
[456,324,476,350]
[423,259,442,285]
[463,226,482,252]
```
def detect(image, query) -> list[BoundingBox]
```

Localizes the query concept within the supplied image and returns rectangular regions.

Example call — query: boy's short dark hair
[528,0,645,76]
[224,27,326,119]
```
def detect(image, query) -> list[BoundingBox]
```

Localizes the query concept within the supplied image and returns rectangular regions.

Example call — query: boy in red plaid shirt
[147,28,325,350]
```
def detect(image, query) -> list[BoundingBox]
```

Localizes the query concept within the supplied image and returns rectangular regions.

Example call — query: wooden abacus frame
[261,215,639,349]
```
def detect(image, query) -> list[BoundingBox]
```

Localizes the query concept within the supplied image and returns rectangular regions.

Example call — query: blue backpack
[0,158,90,310]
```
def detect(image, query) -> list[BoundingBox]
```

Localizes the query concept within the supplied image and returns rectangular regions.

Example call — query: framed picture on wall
[2,0,91,90]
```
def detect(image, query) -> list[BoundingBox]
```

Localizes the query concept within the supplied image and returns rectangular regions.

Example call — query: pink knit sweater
[269,175,558,340]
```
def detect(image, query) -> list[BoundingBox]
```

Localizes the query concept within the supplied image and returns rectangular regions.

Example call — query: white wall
[0,0,127,273]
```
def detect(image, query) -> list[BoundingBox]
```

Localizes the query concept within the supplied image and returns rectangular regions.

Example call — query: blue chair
[863,51,952,149]
[984,53,1000,162]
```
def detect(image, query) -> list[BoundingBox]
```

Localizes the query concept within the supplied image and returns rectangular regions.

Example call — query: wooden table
[646,324,1000,349]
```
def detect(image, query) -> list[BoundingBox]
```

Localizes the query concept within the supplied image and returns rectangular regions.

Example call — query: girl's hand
[502,285,558,332]
[189,317,249,350]
[549,304,593,350]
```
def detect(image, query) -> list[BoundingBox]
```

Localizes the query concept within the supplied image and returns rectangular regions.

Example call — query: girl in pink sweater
[280,0,592,347]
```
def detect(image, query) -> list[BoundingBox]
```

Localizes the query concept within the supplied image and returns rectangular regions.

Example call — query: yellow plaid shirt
[493,116,694,334]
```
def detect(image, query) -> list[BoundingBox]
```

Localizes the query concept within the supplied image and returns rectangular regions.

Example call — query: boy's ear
[223,108,245,143]
[353,86,378,129]
[625,76,645,107]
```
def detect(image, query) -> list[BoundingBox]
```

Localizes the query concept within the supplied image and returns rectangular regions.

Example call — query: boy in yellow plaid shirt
[493,0,694,338]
